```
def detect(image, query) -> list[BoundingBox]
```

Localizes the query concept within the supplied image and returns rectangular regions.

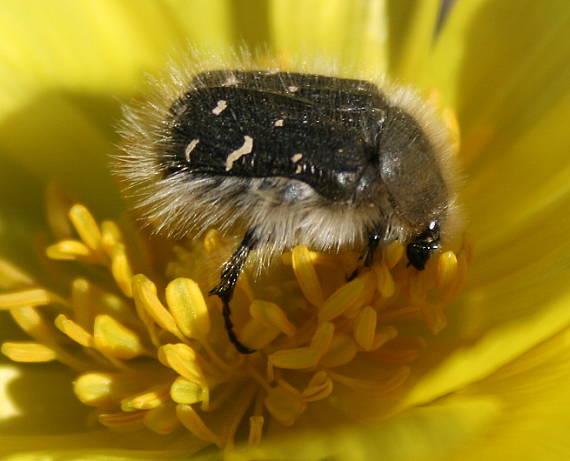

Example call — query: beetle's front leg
[210,228,258,354]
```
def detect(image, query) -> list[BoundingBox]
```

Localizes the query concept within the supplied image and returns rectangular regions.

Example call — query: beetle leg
[210,228,257,354]
[363,229,382,267]
[348,228,383,280]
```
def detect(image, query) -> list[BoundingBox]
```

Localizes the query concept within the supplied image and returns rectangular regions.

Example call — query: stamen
[248,416,264,446]
[219,384,258,449]
[157,343,206,385]
[165,278,210,340]
[420,303,448,334]
[436,250,458,289]
[250,300,296,336]
[176,404,222,447]
[68,204,103,253]
[319,271,374,323]
[9,305,54,341]
[1,341,57,362]
[93,314,144,359]
[55,314,93,347]
[264,382,306,426]
[97,290,140,331]
[268,347,321,369]
[379,306,420,323]
[353,306,377,351]
[8,305,90,370]
[121,382,172,411]
[132,293,161,349]
[144,404,180,434]
[310,322,335,355]
[132,274,185,341]
[291,245,324,306]
[0,287,64,309]
[320,333,358,368]
[170,377,208,405]
[374,263,396,298]
[70,278,93,329]
[241,317,281,350]
[110,244,133,297]
[99,410,146,430]
[73,372,142,406]
[0,259,35,289]
[309,251,348,270]
[302,371,334,402]
[371,325,399,350]
[328,366,410,393]
[383,241,404,269]
[372,337,426,363]
[203,228,225,253]
[46,240,94,262]
[101,220,123,255]
[45,183,73,239]
[203,382,240,412]
[441,252,468,305]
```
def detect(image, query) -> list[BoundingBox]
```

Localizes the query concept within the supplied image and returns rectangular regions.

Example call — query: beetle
[116,67,460,354]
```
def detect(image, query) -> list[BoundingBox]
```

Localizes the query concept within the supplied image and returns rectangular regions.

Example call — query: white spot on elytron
[288,85,299,93]
[225,136,254,171]
[223,74,239,86]
[295,165,303,174]
[185,139,200,162]
[212,100,228,115]
[291,153,303,163]
[274,119,285,127]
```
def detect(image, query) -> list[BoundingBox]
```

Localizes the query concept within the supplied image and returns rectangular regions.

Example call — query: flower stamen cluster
[1,197,470,448]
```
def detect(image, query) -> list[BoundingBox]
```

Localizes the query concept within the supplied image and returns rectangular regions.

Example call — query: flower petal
[227,396,500,461]
[426,0,570,164]
[403,287,570,409]
[0,0,236,112]
[0,0,236,210]
[463,97,570,263]
[451,326,570,460]
[387,0,441,82]
[450,104,570,338]
[269,0,389,75]
[0,434,211,460]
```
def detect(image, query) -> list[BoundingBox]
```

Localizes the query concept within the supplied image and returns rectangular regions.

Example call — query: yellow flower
[1,1,569,460]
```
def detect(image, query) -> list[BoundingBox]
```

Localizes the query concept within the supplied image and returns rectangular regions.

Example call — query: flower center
[0,194,470,449]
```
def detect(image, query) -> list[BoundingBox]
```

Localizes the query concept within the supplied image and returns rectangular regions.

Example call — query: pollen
[0,199,470,449]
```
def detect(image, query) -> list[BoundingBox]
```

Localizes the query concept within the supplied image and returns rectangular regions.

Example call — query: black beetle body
[117,65,460,353]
